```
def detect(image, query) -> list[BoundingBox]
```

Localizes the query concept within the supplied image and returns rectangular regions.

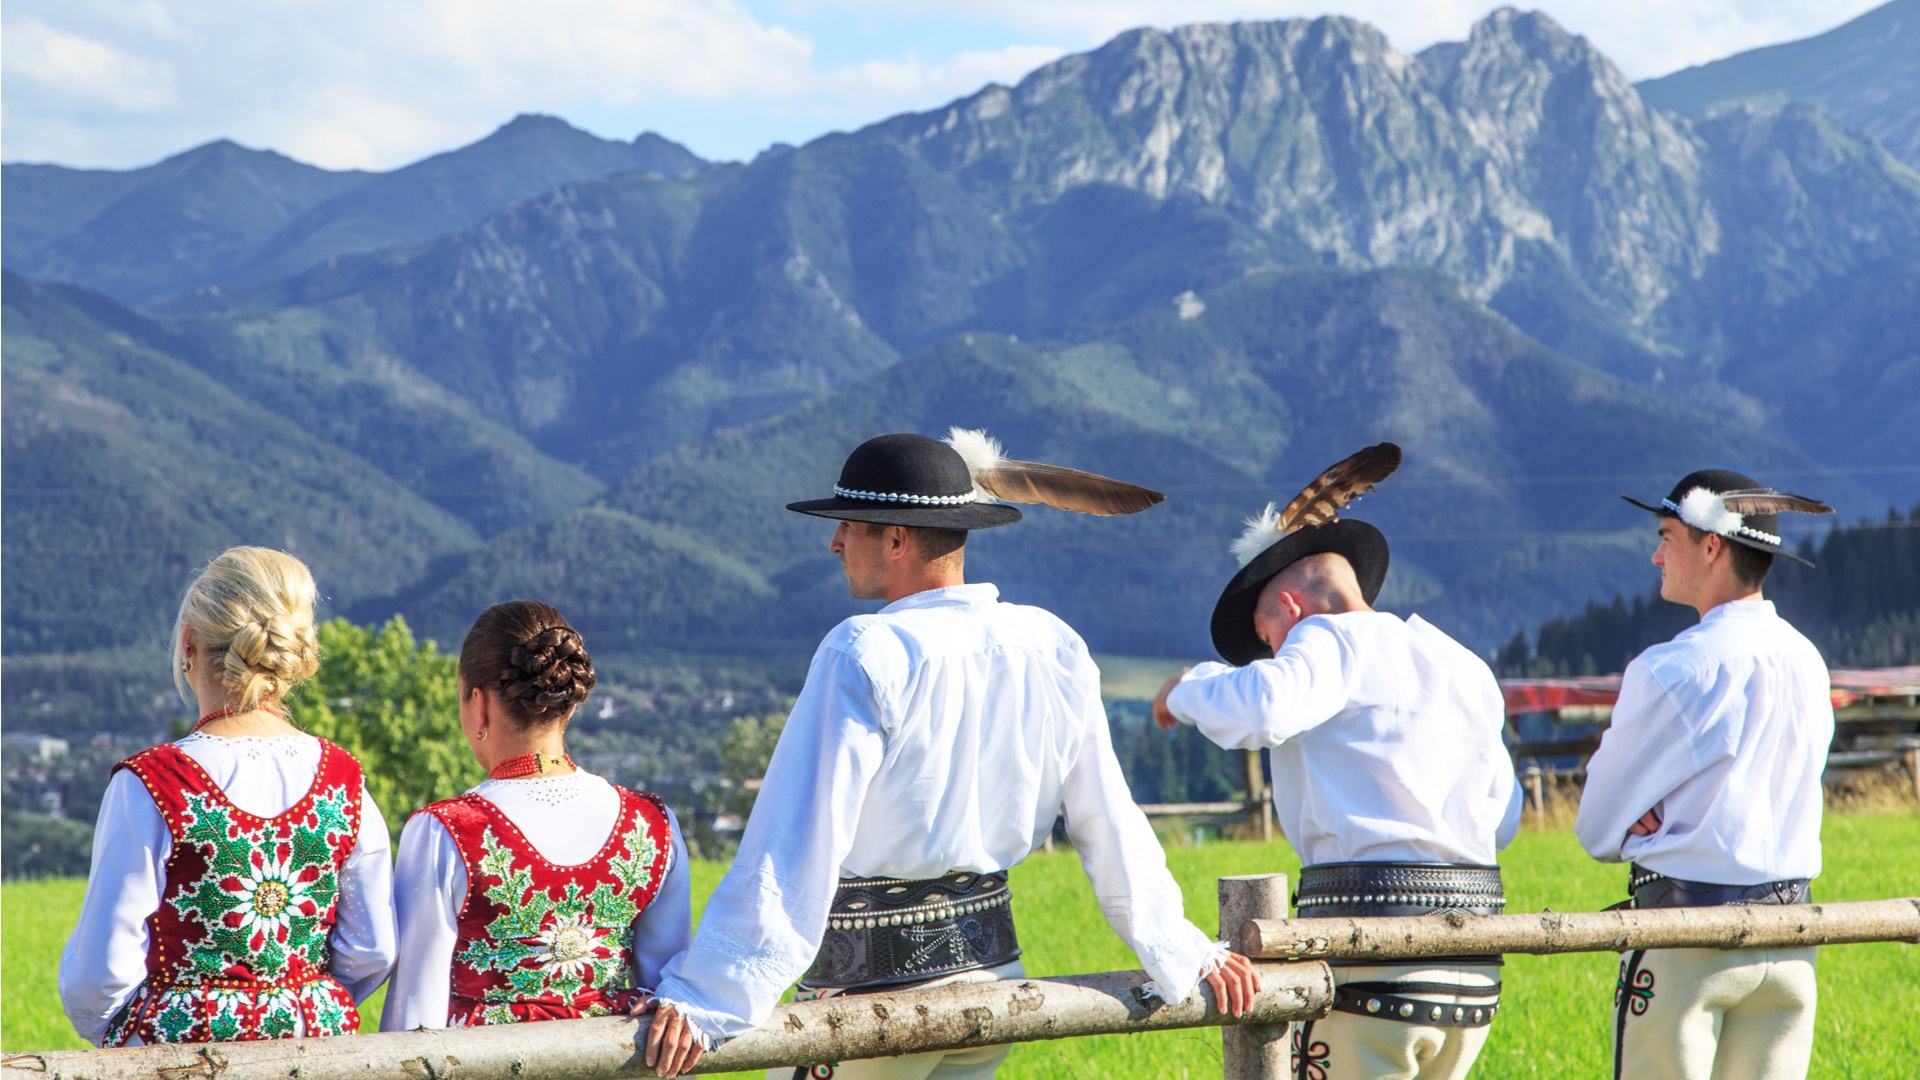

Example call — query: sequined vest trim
[427,785,674,1026]
[103,740,364,1045]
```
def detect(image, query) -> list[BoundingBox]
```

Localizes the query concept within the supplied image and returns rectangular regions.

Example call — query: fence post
[1243,751,1272,840]
[1220,873,1291,1079]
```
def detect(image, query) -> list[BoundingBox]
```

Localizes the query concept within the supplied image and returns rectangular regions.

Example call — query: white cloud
[2,17,178,114]
[816,44,1067,112]
[0,0,1889,171]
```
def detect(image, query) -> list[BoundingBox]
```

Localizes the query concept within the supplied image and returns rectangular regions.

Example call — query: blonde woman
[58,547,396,1045]
[382,600,689,1029]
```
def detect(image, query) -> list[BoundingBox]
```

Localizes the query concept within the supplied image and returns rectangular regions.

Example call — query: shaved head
[1271,552,1366,610]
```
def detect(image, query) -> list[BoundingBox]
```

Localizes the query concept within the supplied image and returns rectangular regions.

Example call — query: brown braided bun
[459,600,595,727]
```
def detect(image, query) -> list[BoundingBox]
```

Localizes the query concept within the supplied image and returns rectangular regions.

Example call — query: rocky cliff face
[879,9,1733,328]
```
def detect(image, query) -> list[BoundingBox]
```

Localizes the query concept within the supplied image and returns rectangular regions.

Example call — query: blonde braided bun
[172,547,321,711]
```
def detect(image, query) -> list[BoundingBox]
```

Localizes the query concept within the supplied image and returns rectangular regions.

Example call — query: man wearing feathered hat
[641,429,1259,1078]
[1151,443,1522,1080]
[1579,469,1834,1080]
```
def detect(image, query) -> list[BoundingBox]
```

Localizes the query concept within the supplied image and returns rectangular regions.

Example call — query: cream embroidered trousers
[1290,963,1500,1080]
[1613,947,1818,1080]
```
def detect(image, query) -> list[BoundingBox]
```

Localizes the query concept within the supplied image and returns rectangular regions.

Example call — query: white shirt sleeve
[1059,661,1221,1002]
[381,812,466,1031]
[57,769,170,1046]
[1576,660,1716,863]
[652,644,887,1043]
[631,807,693,991]
[327,790,397,1004]
[1165,620,1357,748]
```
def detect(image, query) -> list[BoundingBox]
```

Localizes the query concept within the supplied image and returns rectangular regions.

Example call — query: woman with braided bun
[383,600,690,1029]
[59,547,397,1045]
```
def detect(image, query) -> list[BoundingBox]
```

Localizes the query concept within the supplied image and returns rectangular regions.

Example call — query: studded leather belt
[1329,979,1502,1028]
[1628,865,1812,910]
[1295,861,1506,967]
[800,871,1020,990]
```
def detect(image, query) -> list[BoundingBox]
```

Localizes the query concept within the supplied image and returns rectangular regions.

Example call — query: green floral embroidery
[456,824,662,1006]
[168,788,355,978]
[113,779,359,1043]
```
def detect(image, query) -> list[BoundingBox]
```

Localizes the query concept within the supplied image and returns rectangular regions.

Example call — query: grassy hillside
[7,815,1916,1074]
[0,274,476,657]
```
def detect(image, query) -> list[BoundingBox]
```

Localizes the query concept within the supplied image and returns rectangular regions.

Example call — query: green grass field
[6,814,1916,1077]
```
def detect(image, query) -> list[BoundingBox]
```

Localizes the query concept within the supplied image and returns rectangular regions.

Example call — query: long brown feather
[1276,442,1402,531]
[1231,442,1401,565]
[974,460,1165,516]
[1718,489,1834,516]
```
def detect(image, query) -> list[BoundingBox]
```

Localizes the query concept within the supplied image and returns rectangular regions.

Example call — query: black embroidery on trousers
[1292,1019,1330,1080]
[1613,949,1653,1080]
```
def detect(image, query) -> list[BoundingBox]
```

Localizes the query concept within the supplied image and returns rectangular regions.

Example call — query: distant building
[2,734,71,762]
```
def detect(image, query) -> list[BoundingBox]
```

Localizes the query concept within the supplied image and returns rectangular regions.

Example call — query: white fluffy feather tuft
[1676,486,1743,537]
[944,427,1004,499]
[1230,503,1286,567]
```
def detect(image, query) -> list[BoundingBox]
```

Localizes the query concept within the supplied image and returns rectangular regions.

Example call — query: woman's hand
[634,997,704,1077]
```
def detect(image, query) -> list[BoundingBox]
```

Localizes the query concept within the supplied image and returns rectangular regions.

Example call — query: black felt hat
[1210,520,1389,666]
[1622,468,1831,568]
[1208,443,1401,667]
[786,433,1023,530]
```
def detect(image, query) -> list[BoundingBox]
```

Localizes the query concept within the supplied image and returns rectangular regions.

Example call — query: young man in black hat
[642,431,1258,1078]
[1151,444,1521,1080]
[1578,469,1834,1080]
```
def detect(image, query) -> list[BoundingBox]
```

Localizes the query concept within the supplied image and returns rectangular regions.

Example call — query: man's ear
[1277,589,1304,622]
[885,525,910,558]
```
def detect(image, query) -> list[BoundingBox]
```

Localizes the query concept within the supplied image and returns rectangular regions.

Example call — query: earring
[182,658,193,674]
[479,728,488,743]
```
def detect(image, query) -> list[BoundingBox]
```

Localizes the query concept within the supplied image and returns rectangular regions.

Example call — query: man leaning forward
[1154,443,1523,1080]
[642,429,1260,1078]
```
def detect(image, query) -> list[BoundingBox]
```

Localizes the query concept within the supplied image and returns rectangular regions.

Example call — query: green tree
[715,713,786,818]
[291,617,482,823]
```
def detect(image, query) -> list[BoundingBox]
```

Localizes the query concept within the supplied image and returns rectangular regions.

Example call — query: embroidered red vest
[104,740,365,1045]
[426,785,674,1026]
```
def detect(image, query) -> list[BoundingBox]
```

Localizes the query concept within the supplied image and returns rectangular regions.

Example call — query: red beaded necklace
[488,751,577,780]
[194,704,287,732]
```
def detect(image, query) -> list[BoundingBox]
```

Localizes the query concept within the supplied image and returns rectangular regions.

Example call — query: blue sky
[1,0,1885,172]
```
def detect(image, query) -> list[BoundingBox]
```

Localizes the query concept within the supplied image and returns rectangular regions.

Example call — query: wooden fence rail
[0,962,1335,1080]
[7,880,1915,1080]
[1239,897,1920,961]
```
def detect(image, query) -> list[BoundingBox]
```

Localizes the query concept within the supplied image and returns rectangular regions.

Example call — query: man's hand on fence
[1152,669,1190,731]
[1206,950,1262,1017]
[634,997,704,1078]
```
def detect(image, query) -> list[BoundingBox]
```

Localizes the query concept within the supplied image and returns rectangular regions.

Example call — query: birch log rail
[1238,898,1920,961]
[0,962,1336,1080]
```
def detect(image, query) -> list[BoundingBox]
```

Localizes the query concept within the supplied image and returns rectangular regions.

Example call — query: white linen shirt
[380,770,692,1031]
[1576,600,1833,885]
[1166,611,1522,867]
[57,732,397,1046]
[652,583,1220,1043]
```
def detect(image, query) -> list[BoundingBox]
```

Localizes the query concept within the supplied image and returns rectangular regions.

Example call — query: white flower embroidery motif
[225,848,318,945]
[529,913,614,977]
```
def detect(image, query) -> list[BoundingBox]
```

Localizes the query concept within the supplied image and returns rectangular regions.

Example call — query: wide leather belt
[1330,979,1502,1028]
[800,871,1020,989]
[1294,862,1506,918]
[1628,865,1812,910]
[1295,862,1505,967]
